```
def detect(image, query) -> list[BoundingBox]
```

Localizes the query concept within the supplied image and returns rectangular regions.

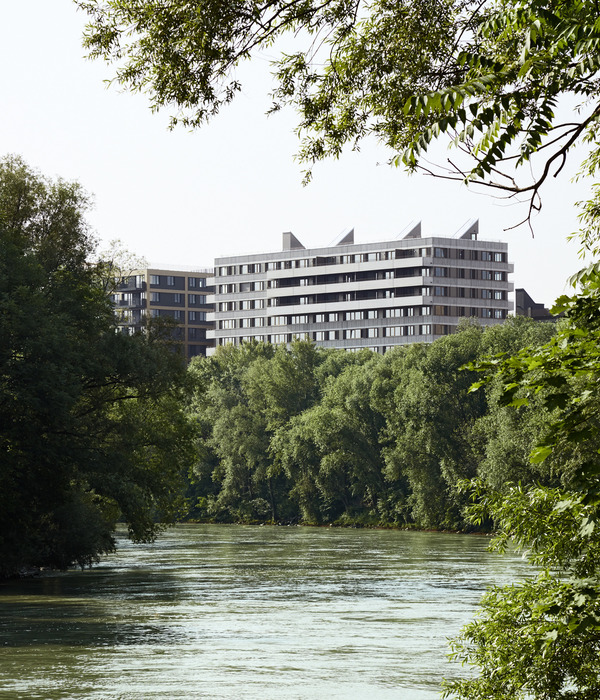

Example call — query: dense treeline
[184,317,557,530]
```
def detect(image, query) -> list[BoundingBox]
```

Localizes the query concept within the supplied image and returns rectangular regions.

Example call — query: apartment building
[210,220,513,353]
[113,268,214,360]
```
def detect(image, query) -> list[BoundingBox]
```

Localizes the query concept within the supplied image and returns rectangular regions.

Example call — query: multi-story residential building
[515,288,557,321]
[113,267,214,360]
[210,220,513,353]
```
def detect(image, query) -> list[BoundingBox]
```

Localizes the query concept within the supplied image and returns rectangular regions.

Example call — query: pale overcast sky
[1,1,592,305]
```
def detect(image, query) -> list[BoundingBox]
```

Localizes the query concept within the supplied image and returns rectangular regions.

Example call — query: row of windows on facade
[218,268,507,294]
[118,309,207,322]
[216,248,507,276]
[263,269,508,290]
[114,292,207,306]
[217,325,454,345]
[216,286,507,312]
[125,275,207,288]
[149,292,207,305]
[217,305,506,329]
[148,275,207,288]
[119,325,207,341]
[218,307,506,330]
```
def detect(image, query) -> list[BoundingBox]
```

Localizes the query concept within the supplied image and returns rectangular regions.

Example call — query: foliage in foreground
[442,278,600,699]
[77,0,600,212]
[0,155,194,577]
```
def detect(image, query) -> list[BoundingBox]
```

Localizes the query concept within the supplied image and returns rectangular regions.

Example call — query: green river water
[0,524,530,699]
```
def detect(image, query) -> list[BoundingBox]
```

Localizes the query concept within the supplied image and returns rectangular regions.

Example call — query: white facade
[209,221,513,353]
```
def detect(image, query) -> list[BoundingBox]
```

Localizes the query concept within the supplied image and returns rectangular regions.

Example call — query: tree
[272,349,385,524]
[0,155,194,577]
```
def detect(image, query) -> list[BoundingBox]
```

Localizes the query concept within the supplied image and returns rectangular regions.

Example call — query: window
[167,276,175,286]
[367,310,378,319]
[270,316,288,326]
[345,311,364,321]
[481,308,492,318]
[272,334,288,344]
[328,313,339,322]
[494,252,505,263]
[253,281,264,291]
[188,328,204,340]
[420,324,431,335]
[150,275,160,285]
[315,331,326,341]
[434,286,447,296]
[481,270,492,280]
[494,290,505,300]
[315,314,326,323]
[422,306,431,315]
[239,282,252,293]
[341,255,355,264]
[481,289,493,299]
[345,329,362,339]
[267,261,282,271]
[367,328,378,338]
[434,247,447,258]
[434,267,447,277]
[150,292,160,302]
[291,315,309,324]
[219,319,236,329]
[494,309,505,319]
[481,251,493,261]
[174,293,183,303]
[494,271,506,281]
[188,276,205,288]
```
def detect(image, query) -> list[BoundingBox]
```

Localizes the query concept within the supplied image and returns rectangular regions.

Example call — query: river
[0,524,530,699]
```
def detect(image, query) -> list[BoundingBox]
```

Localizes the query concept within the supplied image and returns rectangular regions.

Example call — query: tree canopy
[0,155,194,577]
[77,0,600,213]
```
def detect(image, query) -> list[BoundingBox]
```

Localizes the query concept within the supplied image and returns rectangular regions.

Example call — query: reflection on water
[0,525,529,699]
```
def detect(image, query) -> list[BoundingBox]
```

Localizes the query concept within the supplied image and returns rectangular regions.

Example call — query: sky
[1,1,593,305]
